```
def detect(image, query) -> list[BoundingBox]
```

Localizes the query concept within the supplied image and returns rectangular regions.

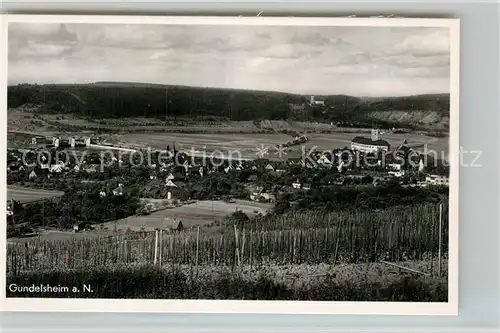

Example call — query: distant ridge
[7,82,450,130]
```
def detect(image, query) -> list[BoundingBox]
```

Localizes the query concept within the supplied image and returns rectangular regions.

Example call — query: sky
[8,23,451,97]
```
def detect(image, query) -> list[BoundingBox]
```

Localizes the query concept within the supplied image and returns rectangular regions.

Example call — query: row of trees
[8,190,140,231]
[272,182,448,214]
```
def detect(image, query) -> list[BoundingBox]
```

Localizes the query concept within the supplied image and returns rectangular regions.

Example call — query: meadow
[102,200,272,231]
[7,186,65,203]
[115,131,447,160]
[8,107,448,159]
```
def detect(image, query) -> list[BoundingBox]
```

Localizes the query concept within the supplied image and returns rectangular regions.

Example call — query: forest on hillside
[7,83,450,127]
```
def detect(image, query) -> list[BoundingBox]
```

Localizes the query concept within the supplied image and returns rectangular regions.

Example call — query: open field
[116,132,292,159]
[7,186,64,204]
[7,107,53,134]
[7,110,448,159]
[102,199,272,231]
[39,114,288,133]
[116,131,449,160]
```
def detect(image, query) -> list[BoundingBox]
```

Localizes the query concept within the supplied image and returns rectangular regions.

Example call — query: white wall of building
[351,142,389,153]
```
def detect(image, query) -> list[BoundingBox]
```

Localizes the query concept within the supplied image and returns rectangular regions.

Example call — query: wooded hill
[7,83,450,129]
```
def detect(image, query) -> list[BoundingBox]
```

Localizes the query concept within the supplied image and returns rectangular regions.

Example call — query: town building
[425,174,449,186]
[171,219,184,232]
[7,199,14,216]
[317,154,332,166]
[351,129,390,153]
[113,184,124,196]
[265,164,275,172]
[165,179,177,188]
[351,135,390,153]
[388,170,405,178]
[309,95,325,106]
[388,162,403,171]
[418,159,425,172]
[250,186,276,203]
[31,136,45,145]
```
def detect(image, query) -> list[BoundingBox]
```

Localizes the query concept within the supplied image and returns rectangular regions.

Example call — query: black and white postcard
[0,15,459,315]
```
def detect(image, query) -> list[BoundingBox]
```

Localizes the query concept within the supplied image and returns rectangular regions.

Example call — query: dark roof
[351,136,390,147]
[172,220,184,230]
[394,145,412,154]
[148,179,163,187]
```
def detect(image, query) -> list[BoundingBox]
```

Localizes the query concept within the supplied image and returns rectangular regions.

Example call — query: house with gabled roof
[388,161,403,171]
[165,179,178,188]
[317,154,332,166]
[418,158,425,172]
[249,186,264,201]
[287,158,300,166]
[50,163,64,173]
[224,164,234,174]
[393,144,412,159]
[246,184,274,202]
[84,165,98,173]
[292,179,301,189]
[171,219,184,232]
[113,184,124,196]
[265,163,275,172]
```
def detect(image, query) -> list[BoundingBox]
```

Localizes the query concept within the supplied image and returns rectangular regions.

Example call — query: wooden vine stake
[438,203,443,277]
[153,229,159,266]
[234,225,241,267]
[195,226,200,277]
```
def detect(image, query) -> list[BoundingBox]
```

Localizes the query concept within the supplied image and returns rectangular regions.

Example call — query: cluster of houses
[347,129,449,187]
[247,177,312,203]
[7,129,449,213]
[7,147,102,180]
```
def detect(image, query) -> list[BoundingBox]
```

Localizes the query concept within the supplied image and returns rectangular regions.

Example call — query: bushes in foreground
[6,264,447,302]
